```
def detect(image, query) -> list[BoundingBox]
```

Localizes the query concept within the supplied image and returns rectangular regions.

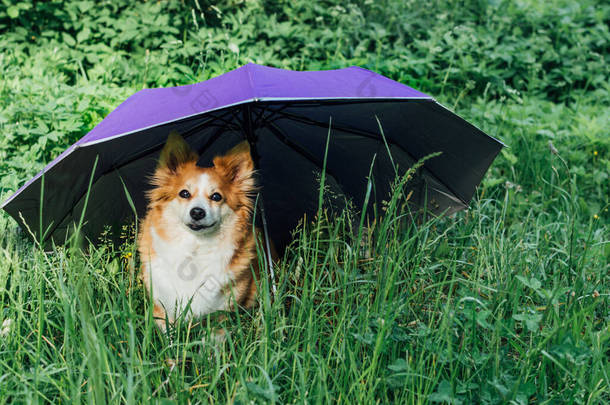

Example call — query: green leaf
[429,380,462,404]
[77,27,91,43]
[245,382,277,401]
[516,275,541,291]
[475,309,493,329]
[352,330,374,345]
[513,312,543,332]
[501,149,518,165]
[388,358,408,372]
[482,177,504,188]
[62,32,76,46]
[228,41,239,54]
[529,278,541,290]
[550,335,592,366]
[7,6,19,18]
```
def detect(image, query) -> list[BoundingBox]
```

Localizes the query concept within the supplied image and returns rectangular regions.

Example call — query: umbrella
[1,63,503,251]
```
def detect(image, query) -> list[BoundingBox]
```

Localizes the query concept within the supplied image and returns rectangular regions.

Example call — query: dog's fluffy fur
[138,133,260,330]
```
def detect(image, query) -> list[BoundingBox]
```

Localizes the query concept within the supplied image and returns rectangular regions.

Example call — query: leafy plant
[0,0,608,403]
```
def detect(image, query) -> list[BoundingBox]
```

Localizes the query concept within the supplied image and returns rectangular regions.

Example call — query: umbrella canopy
[2,63,503,249]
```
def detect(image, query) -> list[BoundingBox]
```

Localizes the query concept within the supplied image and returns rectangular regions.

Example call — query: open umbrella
[2,63,502,251]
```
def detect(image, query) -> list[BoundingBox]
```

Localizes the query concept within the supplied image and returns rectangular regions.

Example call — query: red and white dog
[138,133,262,331]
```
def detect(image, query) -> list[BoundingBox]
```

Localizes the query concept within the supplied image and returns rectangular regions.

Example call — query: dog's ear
[158,132,197,171]
[213,141,254,184]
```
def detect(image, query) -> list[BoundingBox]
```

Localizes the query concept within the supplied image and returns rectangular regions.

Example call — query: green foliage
[0,0,608,403]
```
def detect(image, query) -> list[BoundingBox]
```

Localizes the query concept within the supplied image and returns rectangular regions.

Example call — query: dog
[138,133,265,332]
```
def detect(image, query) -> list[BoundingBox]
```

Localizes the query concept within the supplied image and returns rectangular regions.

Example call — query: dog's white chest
[145,227,235,320]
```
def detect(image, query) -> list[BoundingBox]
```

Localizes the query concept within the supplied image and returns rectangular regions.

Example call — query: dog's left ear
[158,132,198,171]
[213,141,254,184]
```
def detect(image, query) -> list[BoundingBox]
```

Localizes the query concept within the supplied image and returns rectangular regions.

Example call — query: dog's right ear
[158,132,197,171]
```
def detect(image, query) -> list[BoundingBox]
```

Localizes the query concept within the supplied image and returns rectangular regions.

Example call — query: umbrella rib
[204,111,242,132]
[255,104,291,127]
[252,105,270,128]
[268,108,469,205]
[263,122,346,197]
[93,109,235,175]
[195,122,230,156]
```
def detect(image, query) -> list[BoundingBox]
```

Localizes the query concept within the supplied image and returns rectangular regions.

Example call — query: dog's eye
[210,192,222,202]
[179,189,191,199]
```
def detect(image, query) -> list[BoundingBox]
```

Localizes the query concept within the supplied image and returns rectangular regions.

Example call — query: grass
[0,171,607,403]
[0,0,608,403]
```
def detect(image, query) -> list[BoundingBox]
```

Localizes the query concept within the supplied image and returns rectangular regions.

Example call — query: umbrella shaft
[242,104,276,297]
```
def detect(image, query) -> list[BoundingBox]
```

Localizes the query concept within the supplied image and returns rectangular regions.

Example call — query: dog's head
[148,132,255,235]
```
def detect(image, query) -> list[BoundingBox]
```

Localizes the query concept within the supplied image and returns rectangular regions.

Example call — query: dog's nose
[190,207,206,220]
